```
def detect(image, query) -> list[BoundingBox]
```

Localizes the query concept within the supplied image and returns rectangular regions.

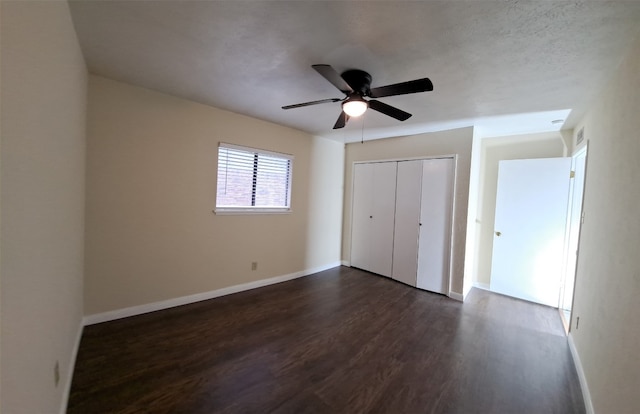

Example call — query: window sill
[214,208,292,215]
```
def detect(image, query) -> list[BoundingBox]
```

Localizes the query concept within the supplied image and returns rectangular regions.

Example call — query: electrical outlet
[54,361,60,387]
[251,262,257,271]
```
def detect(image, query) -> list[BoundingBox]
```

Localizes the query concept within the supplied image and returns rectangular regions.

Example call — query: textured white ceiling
[68,1,640,142]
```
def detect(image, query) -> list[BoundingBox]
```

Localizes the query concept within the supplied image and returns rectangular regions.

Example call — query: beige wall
[85,76,344,315]
[342,127,473,295]
[1,2,87,413]
[570,34,640,413]
[475,133,566,285]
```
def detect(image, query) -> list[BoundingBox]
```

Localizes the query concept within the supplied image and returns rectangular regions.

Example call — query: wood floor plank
[68,266,584,413]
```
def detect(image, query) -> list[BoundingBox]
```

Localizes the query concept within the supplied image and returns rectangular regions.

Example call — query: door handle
[495,231,502,237]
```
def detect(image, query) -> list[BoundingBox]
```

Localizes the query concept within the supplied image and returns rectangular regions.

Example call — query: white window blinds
[216,143,293,213]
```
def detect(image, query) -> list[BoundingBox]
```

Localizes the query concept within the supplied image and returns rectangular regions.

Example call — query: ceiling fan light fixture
[342,97,368,117]
[283,64,430,129]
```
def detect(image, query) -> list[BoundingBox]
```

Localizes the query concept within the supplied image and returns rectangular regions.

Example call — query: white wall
[1,2,87,413]
[463,129,483,297]
[474,133,566,286]
[569,34,640,414]
[85,76,344,316]
[305,135,345,268]
[342,127,473,295]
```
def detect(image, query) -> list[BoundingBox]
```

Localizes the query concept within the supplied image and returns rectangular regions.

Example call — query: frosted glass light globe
[342,99,368,117]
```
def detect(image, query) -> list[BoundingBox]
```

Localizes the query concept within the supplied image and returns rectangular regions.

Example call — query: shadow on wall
[303,136,345,271]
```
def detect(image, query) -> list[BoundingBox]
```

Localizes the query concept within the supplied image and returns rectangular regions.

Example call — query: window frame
[214,142,294,215]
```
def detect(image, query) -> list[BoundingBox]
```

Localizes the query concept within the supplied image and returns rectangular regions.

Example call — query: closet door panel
[350,163,374,271]
[417,158,454,293]
[392,160,423,286]
[369,162,397,277]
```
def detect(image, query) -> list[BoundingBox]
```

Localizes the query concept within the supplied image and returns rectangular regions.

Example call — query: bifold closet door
[351,162,397,277]
[417,158,454,293]
[392,160,423,286]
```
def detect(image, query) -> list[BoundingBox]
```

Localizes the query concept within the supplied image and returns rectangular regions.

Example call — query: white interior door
[560,146,588,317]
[490,157,571,307]
[392,160,423,286]
[416,158,454,294]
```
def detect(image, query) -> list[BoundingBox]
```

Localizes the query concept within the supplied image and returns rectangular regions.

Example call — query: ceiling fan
[282,64,433,129]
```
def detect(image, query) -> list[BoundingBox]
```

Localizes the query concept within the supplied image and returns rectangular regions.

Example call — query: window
[215,143,293,214]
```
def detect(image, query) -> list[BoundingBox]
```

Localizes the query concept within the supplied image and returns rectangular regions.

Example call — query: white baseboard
[60,321,84,414]
[568,333,594,414]
[84,262,341,325]
[304,262,342,276]
[340,260,350,266]
[473,282,491,291]
[462,281,473,300]
[448,291,464,302]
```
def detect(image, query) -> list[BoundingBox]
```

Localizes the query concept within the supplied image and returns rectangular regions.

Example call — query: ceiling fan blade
[312,64,354,94]
[282,98,342,110]
[333,111,349,129]
[368,78,433,98]
[368,100,412,121]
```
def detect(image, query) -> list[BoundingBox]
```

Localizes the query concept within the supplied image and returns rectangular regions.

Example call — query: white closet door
[351,163,374,272]
[417,158,454,293]
[369,162,397,277]
[392,160,423,286]
[351,162,397,277]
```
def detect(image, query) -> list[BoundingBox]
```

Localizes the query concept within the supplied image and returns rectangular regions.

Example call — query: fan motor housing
[341,69,372,96]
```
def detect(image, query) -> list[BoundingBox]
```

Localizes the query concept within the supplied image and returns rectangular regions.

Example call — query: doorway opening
[486,145,588,333]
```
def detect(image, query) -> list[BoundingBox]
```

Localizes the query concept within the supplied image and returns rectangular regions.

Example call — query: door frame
[559,142,589,332]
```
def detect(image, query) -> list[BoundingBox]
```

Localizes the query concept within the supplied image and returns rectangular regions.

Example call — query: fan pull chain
[361,113,365,144]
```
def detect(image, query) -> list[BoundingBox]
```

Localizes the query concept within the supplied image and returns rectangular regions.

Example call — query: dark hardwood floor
[68,266,585,414]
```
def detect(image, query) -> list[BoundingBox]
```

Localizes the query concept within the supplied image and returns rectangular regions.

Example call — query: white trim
[473,282,491,291]
[462,282,474,300]
[448,291,464,302]
[352,154,458,165]
[59,322,84,414]
[446,155,458,297]
[340,260,351,267]
[219,141,294,160]
[214,208,292,215]
[568,333,594,414]
[83,262,341,325]
[305,262,342,275]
